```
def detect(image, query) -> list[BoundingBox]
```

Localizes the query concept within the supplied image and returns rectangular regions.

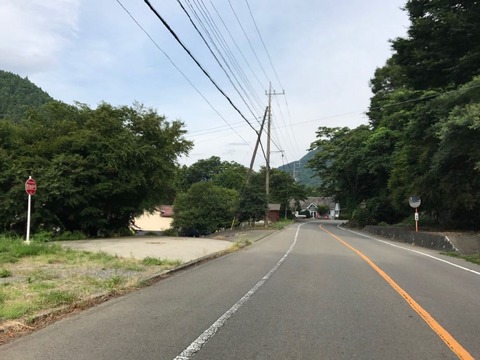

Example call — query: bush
[350,208,374,228]
[162,228,178,237]
[54,231,88,241]
[0,268,12,278]
[31,230,53,243]
[173,182,239,236]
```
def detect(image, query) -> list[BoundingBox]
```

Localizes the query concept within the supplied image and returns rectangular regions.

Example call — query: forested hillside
[308,1,480,229]
[0,70,53,120]
[277,150,320,188]
[0,71,193,236]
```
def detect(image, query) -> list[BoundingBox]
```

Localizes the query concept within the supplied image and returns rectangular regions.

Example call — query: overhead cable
[143,0,259,135]
[227,0,270,84]
[116,0,252,149]
[244,0,284,90]
[178,0,262,120]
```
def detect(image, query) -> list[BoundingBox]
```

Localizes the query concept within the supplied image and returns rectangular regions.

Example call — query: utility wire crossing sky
[0,0,409,169]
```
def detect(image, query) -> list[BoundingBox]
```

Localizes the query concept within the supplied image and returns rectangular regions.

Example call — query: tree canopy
[0,101,192,236]
[176,156,248,193]
[308,1,480,229]
[172,182,238,236]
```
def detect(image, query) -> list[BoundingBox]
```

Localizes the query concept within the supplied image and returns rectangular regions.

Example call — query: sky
[0,0,410,170]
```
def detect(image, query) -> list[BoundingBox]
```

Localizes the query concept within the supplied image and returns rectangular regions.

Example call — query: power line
[178,0,262,120]
[227,0,270,84]
[192,0,265,112]
[210,1,266,91]
[143,0,260,136]
[115,0,252,149]
[244,0,283,90]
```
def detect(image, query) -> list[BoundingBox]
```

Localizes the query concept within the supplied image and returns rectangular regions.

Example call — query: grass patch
[442,251,480,265]
[142,257,182,267]
[38,290,78,307]
[0,235,184,323]
[0,302,33,320]
[0,237,62,265]
[270,219,293,230]
[230,239,253,251]
[0,268,12,278]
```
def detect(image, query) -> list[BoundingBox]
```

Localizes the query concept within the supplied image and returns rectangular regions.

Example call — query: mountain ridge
[277,149,321,188]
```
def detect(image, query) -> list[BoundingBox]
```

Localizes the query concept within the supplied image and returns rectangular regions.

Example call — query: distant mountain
[0,70,53,121]
[277,149,321,188]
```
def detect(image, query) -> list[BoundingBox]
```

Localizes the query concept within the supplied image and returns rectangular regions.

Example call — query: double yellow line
[320,225,474,360]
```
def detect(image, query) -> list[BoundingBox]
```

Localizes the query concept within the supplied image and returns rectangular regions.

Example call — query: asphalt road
[1,221,479,359]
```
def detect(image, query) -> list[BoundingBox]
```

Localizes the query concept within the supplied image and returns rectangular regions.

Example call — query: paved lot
[56,229,276,263]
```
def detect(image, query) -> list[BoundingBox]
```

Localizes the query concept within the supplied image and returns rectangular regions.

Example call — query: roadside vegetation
[442,252,480,266]
[0,235,182,323]
[307,2,480,230]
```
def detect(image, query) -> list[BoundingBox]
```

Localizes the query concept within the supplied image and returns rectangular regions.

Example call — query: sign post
[25,176,37,244]
[409,196,421,233]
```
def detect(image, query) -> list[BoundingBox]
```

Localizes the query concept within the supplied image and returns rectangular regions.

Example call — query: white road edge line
[338,225,480,276]
[173,223,305,360]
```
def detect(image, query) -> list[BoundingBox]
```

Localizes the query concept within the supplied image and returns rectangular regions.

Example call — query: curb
[0,230,277,341]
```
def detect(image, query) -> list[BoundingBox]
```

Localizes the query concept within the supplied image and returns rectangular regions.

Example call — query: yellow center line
[320,225,474,360]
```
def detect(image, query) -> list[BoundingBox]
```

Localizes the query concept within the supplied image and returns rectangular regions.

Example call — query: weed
[31,230,53,243]
[230,239,253,251]
[104,275,123,290]
[0,238,62,265]
[270,219,293,230]
[30,282,56,291]
[0,302,33,320]
[0,268,12,278]
[442,251,480,265]
[0,234,186,323]
[142,257,182,267]
[54,231,87,241]
[38,290,77,307]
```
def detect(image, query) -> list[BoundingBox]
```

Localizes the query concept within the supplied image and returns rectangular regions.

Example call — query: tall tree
[393,0,480,90]
[176,156,247,192]
[0,101,192,236]
[172,182,239,236]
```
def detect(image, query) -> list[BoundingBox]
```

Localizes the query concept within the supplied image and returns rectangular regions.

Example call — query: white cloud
[0,0,410,168]
[0,0,80,74]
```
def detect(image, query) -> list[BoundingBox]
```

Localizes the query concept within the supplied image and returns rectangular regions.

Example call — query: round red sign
[25,178,37,195]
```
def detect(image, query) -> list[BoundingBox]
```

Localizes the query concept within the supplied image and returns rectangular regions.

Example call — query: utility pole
[265,82,285,226]
[293,161,301,182]
[247,107,268,182]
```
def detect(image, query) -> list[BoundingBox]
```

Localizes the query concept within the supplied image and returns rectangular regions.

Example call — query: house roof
[299,197,336,209]
[159,205,174,217]
[268,203,281,211]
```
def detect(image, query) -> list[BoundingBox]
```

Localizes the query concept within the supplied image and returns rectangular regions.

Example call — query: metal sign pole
[409,196,421,233]
[24,176,37,244]
[26,192,32,244]
[415,207,419,233]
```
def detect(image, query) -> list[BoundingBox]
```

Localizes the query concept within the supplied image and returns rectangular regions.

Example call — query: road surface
[1,221,479,359]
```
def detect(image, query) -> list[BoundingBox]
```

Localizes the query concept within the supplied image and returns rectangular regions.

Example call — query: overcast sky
[0,0,409,170]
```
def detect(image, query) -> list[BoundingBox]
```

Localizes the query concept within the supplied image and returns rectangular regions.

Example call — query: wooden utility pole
[247,107,268,182]
[264,83,285,226]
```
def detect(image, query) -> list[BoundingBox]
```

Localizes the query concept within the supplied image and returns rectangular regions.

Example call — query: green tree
[308,126,372,214]
[247,167,307,219]
[172,182,239,235]
[363,1,480,228]
[0,101,192,236]
[176,156,247,192]
[236,183,268,223]
[393,0,480,90]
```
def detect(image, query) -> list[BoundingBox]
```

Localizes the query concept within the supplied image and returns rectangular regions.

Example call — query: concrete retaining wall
[364,226,457,252]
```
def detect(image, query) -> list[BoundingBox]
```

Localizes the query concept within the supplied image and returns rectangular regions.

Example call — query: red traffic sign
[25,178,37,195]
